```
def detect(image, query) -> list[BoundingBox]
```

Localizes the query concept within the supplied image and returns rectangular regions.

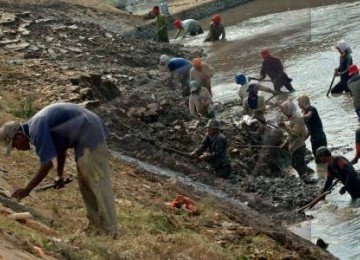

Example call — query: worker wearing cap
[0,103,118,237]
[297,94,327,162]
[235,73,277,105]
[259,49,295,93]
[159,54,192,96]
[204,14,225,42]
[316,146,360,200]
[152,6,169,43]
[242,84,267,125]
[174,19,203,39]
[188,80,214,118]
[190,119,231,178]
[190,58,215,95]
[347,65,360,119]
[331,39,353,94]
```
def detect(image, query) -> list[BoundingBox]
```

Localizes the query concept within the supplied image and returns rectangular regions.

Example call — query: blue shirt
[167,58,192,74]
[22,103,109,164]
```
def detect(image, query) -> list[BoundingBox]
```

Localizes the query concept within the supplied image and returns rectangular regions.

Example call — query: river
[177,1,360,259]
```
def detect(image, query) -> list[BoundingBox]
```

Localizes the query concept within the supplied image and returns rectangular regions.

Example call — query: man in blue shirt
[160,54,192,96]
[0,103,118,237]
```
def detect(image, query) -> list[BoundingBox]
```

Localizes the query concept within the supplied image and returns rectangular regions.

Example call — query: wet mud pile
[0,4,319,224]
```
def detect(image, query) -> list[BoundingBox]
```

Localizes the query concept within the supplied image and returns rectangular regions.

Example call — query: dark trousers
[214,164,232,178]
[331,79,350,93]
[311,136,327,159]
[292,145,307,176]
[179,71,190,97]
[273,74,295,92]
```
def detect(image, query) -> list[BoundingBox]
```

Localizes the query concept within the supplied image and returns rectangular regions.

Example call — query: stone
[78,100,100,108]
[127,107,147,118]
[186,119,200,130]
[79,87,92,99]
[4,42,29,51]
[67,47,82,53]
[45,36,54,42]
[146,103,159,111]
[105,32,113,38]
[67,24,78,30]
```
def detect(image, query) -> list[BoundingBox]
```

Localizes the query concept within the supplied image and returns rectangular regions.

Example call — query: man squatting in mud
[190,119,232,178]
[0,103,118,237]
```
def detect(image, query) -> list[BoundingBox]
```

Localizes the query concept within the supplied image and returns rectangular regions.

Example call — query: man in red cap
[174,19,203,39]
[347,65,360,120]
[190,58,215,95]
[204,14,225,42]
[152,6,169,43]
[259,49,295,93]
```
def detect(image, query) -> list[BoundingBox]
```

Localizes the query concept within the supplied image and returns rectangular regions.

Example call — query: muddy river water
[177,1,360,259]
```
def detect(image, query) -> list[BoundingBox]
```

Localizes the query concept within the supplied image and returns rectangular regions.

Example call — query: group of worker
[152,6,226,43]
[1,7,360,241]
[186,38,360,203]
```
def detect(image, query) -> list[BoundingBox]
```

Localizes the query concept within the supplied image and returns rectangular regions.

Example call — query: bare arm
[174,29,182,39]
[12,161,53,200]
[57,150,67,179]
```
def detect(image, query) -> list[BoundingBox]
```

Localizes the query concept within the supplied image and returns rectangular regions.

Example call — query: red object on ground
[167,195,197,212]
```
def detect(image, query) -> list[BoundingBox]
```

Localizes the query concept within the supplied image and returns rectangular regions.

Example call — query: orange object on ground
[166,195,197,212]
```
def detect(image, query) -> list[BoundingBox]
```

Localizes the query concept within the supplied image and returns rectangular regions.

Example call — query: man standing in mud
[316,147,360,200]
[259,49,295,93]
[152,6,169,43]
[190,119,231,178]
[279,100,311,182]
[0,103,118,237]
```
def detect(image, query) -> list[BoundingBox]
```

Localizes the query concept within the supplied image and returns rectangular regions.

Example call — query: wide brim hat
[0,121,21,155]
[205,119,221,130]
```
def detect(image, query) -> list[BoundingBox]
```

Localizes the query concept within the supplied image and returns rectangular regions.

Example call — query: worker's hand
[199,153,210,161]
[339,186,346,195]
[54,177,65,189]
[189,151,198,158]
[12,188,31,201]
[334,69,340,77]
[351,157,359,165]
[278,121,285,128]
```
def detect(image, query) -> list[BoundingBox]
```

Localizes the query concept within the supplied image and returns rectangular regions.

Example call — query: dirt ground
[0,0,342,259]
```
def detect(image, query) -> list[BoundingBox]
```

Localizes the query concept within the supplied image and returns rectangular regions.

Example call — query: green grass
[11,99,37,119]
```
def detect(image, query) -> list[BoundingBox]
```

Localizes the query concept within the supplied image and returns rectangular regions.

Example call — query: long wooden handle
[295,180,339,212]
[326,75,336,96]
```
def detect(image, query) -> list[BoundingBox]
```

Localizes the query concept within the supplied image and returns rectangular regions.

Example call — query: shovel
[295,179,339,213]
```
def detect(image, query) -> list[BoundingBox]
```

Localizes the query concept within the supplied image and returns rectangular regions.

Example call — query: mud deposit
[0,0,322,224]
[0,1,342,259]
